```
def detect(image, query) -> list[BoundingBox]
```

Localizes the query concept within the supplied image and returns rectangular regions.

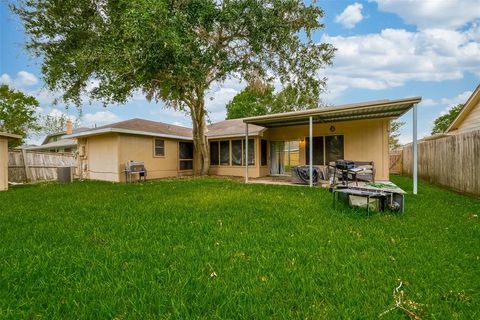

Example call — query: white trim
[64,127,192,141]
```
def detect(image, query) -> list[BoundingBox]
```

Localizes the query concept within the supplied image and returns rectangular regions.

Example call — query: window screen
[231,140,243,166]
[220,141,230,165]
[306,136,324,165]
[242,139,255,165]
[154,139,165,156]
[261,139,267,166]
[179,142,194,170]
[325,135,344,163]
[210,141,219,165]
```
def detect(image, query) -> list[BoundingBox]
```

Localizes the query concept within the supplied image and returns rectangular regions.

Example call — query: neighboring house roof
[26,138,77,151]
[207,118,266,139]
[244,97,422,127]
[446,84,480,133]
[0,132,22,140]
[66,118,193,140]
[42,127,90,145]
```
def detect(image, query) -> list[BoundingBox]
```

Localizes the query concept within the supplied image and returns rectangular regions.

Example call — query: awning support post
[309,116,313,187]
[245,123,249,183]
[413,103,418,195]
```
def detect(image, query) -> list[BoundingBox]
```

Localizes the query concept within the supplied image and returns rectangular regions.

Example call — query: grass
[0,176,479,319]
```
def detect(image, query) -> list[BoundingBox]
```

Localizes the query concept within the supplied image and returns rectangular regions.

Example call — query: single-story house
[26,121,89,153]
[0,132,21,191]
[66,97,421,187]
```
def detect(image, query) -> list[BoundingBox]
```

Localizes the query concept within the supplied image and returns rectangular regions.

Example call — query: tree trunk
[190,98,210,175]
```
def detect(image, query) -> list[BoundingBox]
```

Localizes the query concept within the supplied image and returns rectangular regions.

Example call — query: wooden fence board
[399,130,480,196]
[8,150,76,183]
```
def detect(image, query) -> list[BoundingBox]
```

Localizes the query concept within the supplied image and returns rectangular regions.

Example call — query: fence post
[21,149,31,182]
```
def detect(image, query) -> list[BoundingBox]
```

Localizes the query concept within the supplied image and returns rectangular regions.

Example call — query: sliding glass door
[270,140,300,175]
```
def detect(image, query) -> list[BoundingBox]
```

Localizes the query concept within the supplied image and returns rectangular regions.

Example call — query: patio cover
[243,97,421,127]
[242,97,422,194]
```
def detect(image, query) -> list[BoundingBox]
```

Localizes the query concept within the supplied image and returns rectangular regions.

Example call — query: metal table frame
[333,188,389,216]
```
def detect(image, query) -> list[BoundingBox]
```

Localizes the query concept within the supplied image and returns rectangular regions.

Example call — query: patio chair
[353,161,375,182]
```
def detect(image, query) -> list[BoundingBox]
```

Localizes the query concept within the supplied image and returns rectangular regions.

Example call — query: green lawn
[0,176,479,319]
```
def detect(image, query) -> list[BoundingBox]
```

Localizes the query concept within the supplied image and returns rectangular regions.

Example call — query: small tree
[389,120,404,150]
[41,113,80,135]
[13,0,335,174]
[0,84,40,147]
[431,104,464,134]
[226,82,322,120]
[226,84,274,119]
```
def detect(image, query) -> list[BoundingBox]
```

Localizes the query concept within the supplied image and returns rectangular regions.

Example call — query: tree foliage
[389,120,404,150]
[0,84,40,147]
[13,0,335,174]
[41,113,80,135]
[431,104,464,134]
[226,84,274,119]
[226,82,322,119]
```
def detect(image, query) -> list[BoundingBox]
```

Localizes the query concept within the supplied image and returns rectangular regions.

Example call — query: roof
[26,138,77,151]
[0,132,22,140]
[446,84,480,132]
[207,118,266,138]
[42,127,90,145]
[243,97,422,127]
[66,118,193,140]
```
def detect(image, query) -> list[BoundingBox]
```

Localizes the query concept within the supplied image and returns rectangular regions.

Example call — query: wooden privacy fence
[8,150,76,183]
[398,130,480,196]
[389,151,402,174]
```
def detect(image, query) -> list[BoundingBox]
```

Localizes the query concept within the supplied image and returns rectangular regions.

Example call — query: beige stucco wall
[118,134,193,182]
[81,134,120,182]
[0,137,8,191]
[78,134,194,182]
[264,118,390,181]
[208,136,267,178]
[456,98,480,133]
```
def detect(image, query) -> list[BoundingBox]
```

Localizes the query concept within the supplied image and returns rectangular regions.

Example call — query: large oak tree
[13,0,335,174]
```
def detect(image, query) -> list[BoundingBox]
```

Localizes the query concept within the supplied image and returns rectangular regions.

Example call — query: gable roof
[207,118,266,138]
[42,127,90,145]
[446,84,480,132]
[66,118,193,140]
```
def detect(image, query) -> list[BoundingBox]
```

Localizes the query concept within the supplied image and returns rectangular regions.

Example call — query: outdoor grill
[125,161,147,182]
[335,160,355,170]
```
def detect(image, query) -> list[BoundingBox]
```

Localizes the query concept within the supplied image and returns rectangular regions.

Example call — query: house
[26,120,89,153]
[446,84,480,134]
[66,97,421,185]
[68,119,194,182]
[0,132,21,191]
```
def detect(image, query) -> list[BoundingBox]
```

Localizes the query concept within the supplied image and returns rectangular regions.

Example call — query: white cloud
[335,3,364,29]
[373,0,480,30]
[82,111,121,127]
[0,71,39,88]
[322,25,480,101]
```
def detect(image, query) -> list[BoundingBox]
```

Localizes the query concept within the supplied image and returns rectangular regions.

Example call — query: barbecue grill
[335,160,355,170]
[125,161,147,182]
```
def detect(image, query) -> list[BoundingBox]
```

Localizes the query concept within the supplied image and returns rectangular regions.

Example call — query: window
[305,136,324,165]
[220,141,230,165]
[231,140,243,166]
[154,139,165,156]
[210,141,219,165]
[179,142,194,170]
[261,139,268,166]
[325,135,344,163]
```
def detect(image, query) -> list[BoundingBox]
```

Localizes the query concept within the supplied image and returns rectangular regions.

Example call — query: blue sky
[1,0,479,145]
